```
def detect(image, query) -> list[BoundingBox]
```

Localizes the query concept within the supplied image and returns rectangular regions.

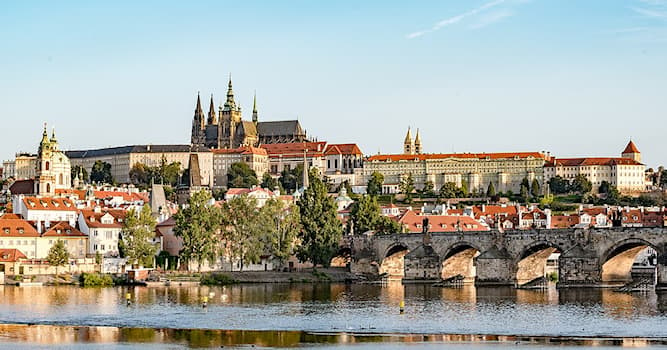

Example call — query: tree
[261,173,282,192]
[376,215,403,234]
[531,179,541,198]
[47,240,69,277]
[439,182,459,199]
[173,190,222,271]
[350,195,402,235]
[520,184,529,203]
[260,198,301,266]
[279,164,304,193]
[599,180,611,194]
[71,165,89,183]
[129,163,151,186]
[486,182,496,197]
[120,205,157,267]
[399,174,415,196]
[460,179,469,197]
[366,171,384,196]
[297,168,343,267]
[156,159,181,186]
[604,185,621,205]
[421,181,435,197]
[220,195,265,271]
[227,162,259,188]
[570,175,592,194]
[548,176,569,194]
[90,160,113,184]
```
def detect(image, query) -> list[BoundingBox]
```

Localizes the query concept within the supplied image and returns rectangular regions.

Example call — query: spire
[224,74,237,111]
[403,127,414,155]
[302,145,309,189]
[40,122,49,144]
[51,127,57,142]
[404,127,412,144]
[207,94,217,124]
[414,128,422,154]
[195,92,203,115]
[252,91,258,124]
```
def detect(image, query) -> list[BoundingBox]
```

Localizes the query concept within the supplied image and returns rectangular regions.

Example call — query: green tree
[220,195,265,271]
[46,240,70,277]
[297,168,343,267]
[129,163,151,186]
[598,180,611,194]
[71,165,89,183]
[460,179,469,197]
[120,205,157,267]
[157,159,182,186]
[570,175,592,194]
[349,195,402,235]
[90,160,113,184]
[279,164,304,193]
[548,175,569,194]
[173,190,222,272]
[227,162,259,188]
[530,179,541,198]
[439,182,459,198]
[486,182,496,197]
[604,185,621,205]
[261,172,282,192]
[399,174,415,197]
[421,181,435,197]
[520,184,529,203]
[260,199,301,266]
[366,171,384,196]
[376,215,403,234]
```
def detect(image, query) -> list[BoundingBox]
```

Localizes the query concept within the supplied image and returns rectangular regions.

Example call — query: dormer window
[53,202,60,208]
[66,229,71,234]
[40,200,48,207]
[3,228,9,234]
[18,228,24,234]
[56,229,62,234]
[64,202,71,207]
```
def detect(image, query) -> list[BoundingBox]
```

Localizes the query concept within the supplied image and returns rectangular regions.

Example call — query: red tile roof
[546,158,642,166]
[398,210,488,233]
[622,141,640,154]
[0,219,40,237]
[9,179,35,195]
[22,197,76,211]
[0,213,22,220]
[80,209,126,228]
[324,144,363,156]
[0,249,27,262]
[367,152,545,162]
[261,142,327,158]
[550,215,580,228]
[42,221,87,237]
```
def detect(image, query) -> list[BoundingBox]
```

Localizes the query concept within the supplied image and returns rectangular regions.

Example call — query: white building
[78,208,126,257]
[13,196,78,225]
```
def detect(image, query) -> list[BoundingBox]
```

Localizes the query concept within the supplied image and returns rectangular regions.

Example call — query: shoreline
[0,322,666,348]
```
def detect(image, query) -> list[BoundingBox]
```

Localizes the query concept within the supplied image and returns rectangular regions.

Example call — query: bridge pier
[557,245,602,288]
[474,246,515,286]
[655,254,667,291]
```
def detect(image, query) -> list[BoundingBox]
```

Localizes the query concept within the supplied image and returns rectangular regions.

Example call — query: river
[1,282,666,348]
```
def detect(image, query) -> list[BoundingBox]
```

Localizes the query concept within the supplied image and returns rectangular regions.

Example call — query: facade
[0,218,87,260]
[324,144,364,175]
[77,208,126,257]
[191,79,307,149]
[2,154,37,180]
[365,152,547,194]
[262,141,328,176]
[212,146,268,188]
[34,125,71,196]
[66,145,213,185]
[13,196,78,225]
[543,141,645,195]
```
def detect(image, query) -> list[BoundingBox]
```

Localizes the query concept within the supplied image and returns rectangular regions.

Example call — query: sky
[1,0,666,168]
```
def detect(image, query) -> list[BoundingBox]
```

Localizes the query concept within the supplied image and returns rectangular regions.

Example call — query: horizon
[2,1,666,168]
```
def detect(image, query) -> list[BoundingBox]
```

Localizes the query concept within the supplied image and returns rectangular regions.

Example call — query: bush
[312,269,331,281]
[80,272,114,287]
[200,273,238,285]
[546,272,558,283]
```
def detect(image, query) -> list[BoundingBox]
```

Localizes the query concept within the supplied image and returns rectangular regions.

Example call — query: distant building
[2,153,37,180]
[544,141,645,195]
[78,207,126,257]
[212,146,268,188]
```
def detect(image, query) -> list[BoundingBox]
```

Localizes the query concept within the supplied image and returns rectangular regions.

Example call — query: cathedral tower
[191,93,206,145]
[218,76,243,148]
[403,127,414,155]
[207,94,217,125]
[252,92,258,125]
[414,129,422,155]
[35,123,71,195]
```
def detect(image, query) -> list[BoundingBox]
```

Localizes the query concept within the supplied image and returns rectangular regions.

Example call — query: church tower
[252,92,258,125]
[218,76,243,148]
[621,140,642,163]
[207,94,217,125]
[414,129,422,154]
[35,124,71,195]
[403,127,414,155]
[190,93,206,146]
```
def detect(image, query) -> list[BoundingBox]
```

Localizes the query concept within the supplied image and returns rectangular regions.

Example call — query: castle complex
[191,78,307,149]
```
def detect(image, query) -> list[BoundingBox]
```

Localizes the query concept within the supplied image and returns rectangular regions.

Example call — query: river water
[1,282,667,348]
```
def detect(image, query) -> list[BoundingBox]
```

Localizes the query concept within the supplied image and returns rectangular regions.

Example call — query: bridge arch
[515,241,564,286]
[379,242,409,280]
[601,238,660,285]
[440,242,481,283]
[330,247,352,268]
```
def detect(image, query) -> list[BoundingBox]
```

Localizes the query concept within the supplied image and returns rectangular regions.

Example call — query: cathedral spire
[41,122,49,144]
[403,127,414,155]
[414,128,422,154]
[208,94,217,124]
[224,75,237,111]
[252,91,258,124]
[195,92,203,116]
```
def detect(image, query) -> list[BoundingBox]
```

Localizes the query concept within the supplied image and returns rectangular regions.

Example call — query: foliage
[421,181,435,197]
[200,273,238,285]
[260,199,301,265]
[570,175,592,194]
[90,160,113,184]
[598,180,610,194]
[349,195,402,234]
[120,205,157,266]
[486,182,496,197]
[460,179,469,197]
[375,215,403,234]
[399,174,415,197]
[46,240,69,276]
[80,273,114,287]
[548,176,569,195]
[546,271,558,283]
[519,184,529,203]
[129,160,182,188]
[227,162,259,188]
[174,190,222,271]
[439,182,463,198]
[94,251,102,265]
[71,165,89,183]
[366,171,384,196]
[531,179,540,198]
[539,194,554,206]
[297,168,343,267]
[220,195,265,271]
[279,164,304,193]
[261,173,282,192]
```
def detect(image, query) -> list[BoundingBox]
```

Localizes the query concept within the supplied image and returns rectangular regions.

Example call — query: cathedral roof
[239,121,258,137]
[257,120,305,138]
[66,145,211,158]
[622,140,640,154]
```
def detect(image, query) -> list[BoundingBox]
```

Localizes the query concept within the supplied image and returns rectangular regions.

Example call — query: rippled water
[1,282,667,339]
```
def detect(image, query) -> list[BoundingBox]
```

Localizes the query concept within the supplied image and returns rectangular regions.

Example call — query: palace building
[191,78,308,149]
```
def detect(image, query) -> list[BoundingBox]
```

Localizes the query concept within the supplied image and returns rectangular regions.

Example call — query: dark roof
[9,179,35,195]
[66,145,210,158]
[257,120,305,137]
[238,121,258,137]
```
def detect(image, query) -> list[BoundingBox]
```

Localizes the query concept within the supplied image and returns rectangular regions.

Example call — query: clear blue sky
[2,0,666,168]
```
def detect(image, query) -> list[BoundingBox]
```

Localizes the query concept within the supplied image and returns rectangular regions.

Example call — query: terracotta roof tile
[0,249,27,262]
[42,221,87,237]
[0,219,40,237]
[622,141,640,154]
[368,152,545,162]
[22,197,76,211]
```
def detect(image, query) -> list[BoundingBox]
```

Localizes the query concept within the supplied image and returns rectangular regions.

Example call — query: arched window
[45,161,50,171]
[46,183,51,193]
[59,173,63,185]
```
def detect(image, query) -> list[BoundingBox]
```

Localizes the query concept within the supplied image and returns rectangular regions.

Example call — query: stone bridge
[348,227,667,289]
